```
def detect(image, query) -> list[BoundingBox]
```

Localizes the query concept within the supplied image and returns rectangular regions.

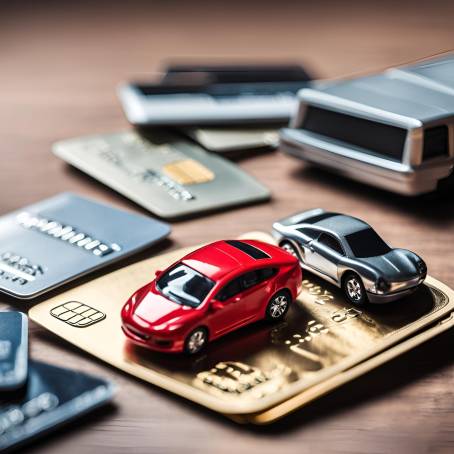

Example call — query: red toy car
[121,239,302,354]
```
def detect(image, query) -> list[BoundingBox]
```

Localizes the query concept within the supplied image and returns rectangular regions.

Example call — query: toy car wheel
[184,327,208,355]
[266,290,291,321]
[280,241,299,259]
[343,273,367,305]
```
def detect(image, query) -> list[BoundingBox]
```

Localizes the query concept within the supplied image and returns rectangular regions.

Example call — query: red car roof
[182,239,293,281]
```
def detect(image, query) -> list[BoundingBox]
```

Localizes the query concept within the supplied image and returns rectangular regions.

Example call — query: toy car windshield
[156,264,215,307]
[345,228,391,258]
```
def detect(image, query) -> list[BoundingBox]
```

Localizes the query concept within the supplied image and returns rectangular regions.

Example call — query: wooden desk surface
[1,1,453,452]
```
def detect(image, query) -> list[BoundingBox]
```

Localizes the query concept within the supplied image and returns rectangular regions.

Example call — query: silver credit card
[0,192,170,299]
[53,131,271,219]
[118,82,305,126]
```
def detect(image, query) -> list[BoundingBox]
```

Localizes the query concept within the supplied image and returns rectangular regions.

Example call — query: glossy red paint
[121,239,302,353]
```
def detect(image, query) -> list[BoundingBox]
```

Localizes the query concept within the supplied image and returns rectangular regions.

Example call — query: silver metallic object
[273,209,427,304]
[281,55,454,195]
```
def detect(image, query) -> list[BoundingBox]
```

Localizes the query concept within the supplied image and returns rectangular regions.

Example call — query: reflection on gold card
[28,232,454,416]
[233,310,454,424]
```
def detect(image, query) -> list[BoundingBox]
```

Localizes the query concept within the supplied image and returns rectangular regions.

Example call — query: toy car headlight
[131,285,150,306]
[152,323,183,332]
[372,278,390,294]
[167,323,184,332]
[122,301,132,316]
[417,260,427,275]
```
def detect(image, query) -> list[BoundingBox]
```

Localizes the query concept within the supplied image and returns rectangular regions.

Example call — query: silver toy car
[281,55,454,195]
[273,209,427,304]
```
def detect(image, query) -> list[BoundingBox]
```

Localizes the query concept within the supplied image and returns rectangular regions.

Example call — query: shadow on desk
[22,403,118,454]
[290,164,454,224]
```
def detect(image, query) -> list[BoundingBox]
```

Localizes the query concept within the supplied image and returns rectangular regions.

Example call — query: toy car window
[156,264,215,307]
[318,233,344,255]
[345,228,391,258]
[216,278,242,302]
[240,271,260,289]
[259,267,277,281]
[296,227,319,239]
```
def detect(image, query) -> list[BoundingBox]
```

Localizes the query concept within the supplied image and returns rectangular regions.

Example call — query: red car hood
[133,285,195,327]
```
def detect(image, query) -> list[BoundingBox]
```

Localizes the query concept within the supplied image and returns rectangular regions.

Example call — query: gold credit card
[232,310,454,424]
[27,232,454,415]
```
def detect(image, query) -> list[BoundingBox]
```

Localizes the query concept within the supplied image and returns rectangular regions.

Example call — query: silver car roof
[310,214,369,237]
[398,56,454,93]
[303,55,454,124]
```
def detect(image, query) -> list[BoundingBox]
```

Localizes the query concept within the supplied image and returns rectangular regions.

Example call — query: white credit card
[183,127,279,153]
[53,131,271,219]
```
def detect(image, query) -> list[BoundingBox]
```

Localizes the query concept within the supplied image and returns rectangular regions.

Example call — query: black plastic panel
[225,240,270,260]
[301,106,408,161]
[423,125,449,160]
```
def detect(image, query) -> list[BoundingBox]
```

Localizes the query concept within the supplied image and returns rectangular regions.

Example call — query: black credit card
[0,361,115,451]
[162,63,313,84]
[0,312,28,392]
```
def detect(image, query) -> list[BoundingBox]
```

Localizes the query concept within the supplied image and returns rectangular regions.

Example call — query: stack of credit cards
[0,192,170,299]
[119,63,313,127]
[53,131,270,219]
[54,64,310,218]
[28,232,454,424]
[119,62,314,154]
[0,312,115,450]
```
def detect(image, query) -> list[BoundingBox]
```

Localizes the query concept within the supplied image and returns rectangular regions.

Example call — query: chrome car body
[273,209,427,304]
[281,55,454,195]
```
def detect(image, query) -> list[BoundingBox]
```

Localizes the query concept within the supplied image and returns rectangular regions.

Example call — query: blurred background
[1,0,453,149]
[1,0,453,243]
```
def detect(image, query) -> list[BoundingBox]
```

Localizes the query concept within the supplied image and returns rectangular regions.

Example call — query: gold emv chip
[163,159,215,185]
[50,301,106,327]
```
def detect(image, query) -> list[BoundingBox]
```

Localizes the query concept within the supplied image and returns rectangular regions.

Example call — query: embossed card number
[196,362,293,397]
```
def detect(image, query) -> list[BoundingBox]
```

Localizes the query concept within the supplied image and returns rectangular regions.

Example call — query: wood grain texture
[0,1,453,452]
